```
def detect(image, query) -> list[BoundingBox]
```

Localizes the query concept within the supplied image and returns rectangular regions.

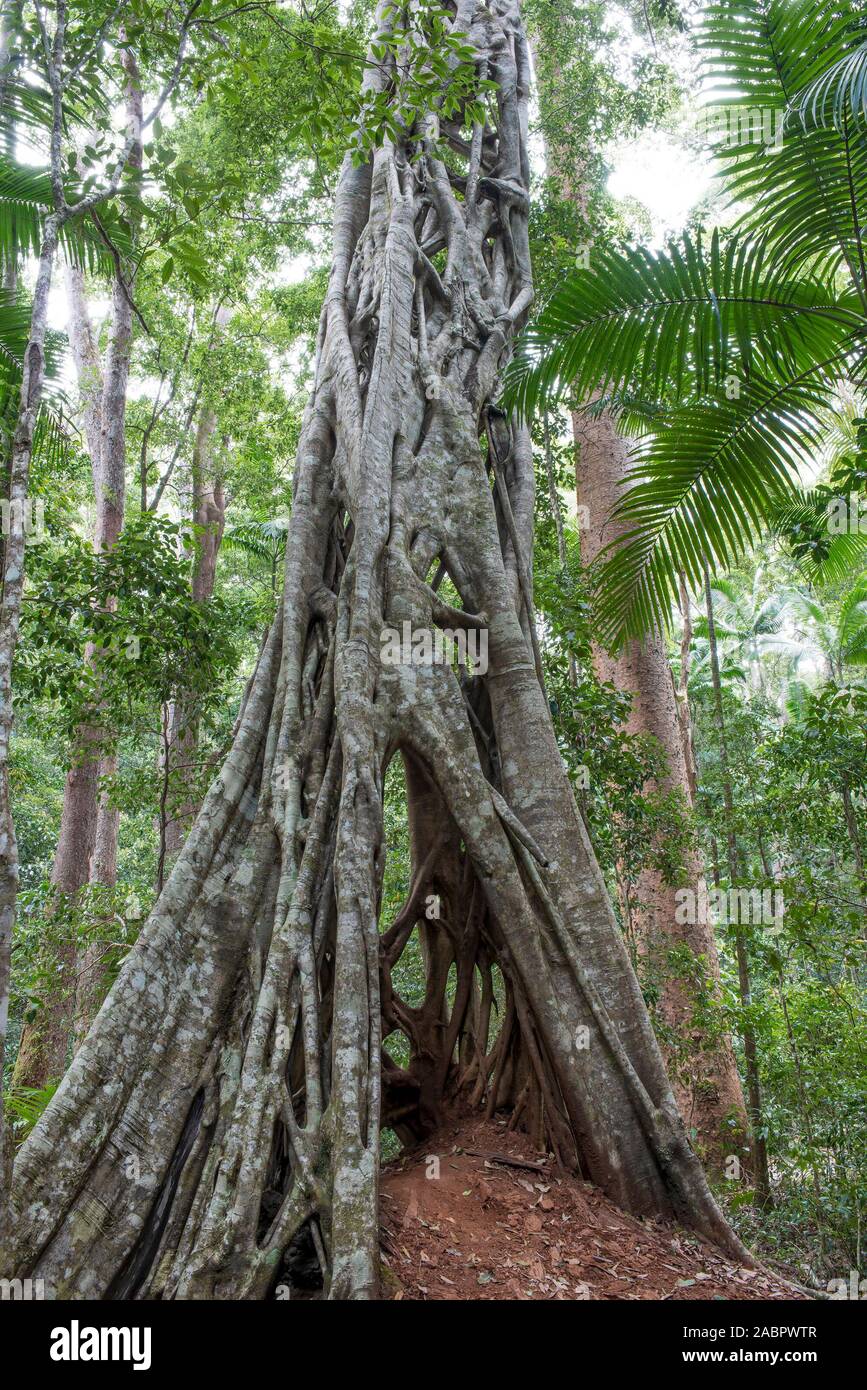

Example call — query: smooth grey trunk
[161,400,226,871]
[0,0,23,294]
[13,50,143,1081]
[0,211,59,1248]
[6,0,747,1298]
[702,560,771,1205]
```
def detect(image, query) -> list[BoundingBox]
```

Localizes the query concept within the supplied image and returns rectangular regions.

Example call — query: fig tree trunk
[5,0,746,1299]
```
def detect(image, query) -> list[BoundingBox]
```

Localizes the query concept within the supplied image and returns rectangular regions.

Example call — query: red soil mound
[379,1118,803,1301]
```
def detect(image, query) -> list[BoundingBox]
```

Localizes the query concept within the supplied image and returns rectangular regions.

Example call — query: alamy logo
[49,1320,152,1372]
[827,1269,867,1299]
[0,1276,45,1299]
[675,885,784,930]
[827,493,867,534]
[696,104,785,149]
[380,620,488,675]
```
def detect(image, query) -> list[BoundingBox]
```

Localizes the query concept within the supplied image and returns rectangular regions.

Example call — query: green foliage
[508,0,867,648]
[4,1080,58,1142]
[18,513,241,737]
[358,0,497,158]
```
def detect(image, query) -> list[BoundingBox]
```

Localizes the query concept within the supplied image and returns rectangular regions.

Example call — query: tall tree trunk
[161,404,226,873]
[72,48,142,1042]
[703,561,772,1206]
[677,572,699,802]
[13,50,142,1084]
[12,265,108,1082]
[0,211,60,1246]
[0,0,22,297]
[0,0,52,1246]
[572,412,748,1170]
[525,4,748,1172]
[5,0,747,1299]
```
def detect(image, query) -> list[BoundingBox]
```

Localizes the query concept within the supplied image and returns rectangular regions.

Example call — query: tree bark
[5,0,747,1299]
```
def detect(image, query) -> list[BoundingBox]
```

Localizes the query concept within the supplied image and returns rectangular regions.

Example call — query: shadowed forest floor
[379,1118,806,1302]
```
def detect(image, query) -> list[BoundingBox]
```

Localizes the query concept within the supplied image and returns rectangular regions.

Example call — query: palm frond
[591,366,838,646]
[698,1,867,280]
[221,519,290,564]
[784,677,813,722]
[5,1080,59,1138]
[0,288,74,464]
[0,286,31,372]
[811,531,867,584]
[504,230,854,422]
[838,576,867,646]
[792,36,867,132]
[0,155,133,276]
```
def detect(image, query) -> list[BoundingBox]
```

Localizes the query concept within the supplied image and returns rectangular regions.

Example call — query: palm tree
[221,517,290,597]
[678,635,747,704]
[695,571,805,696]
[506,0,867,646]
[790,580,867,684]
[770,399,867,583]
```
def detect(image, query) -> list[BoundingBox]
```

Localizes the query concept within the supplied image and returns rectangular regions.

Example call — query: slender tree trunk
[0,0,22,298]
[703,560,772,1206]
[61,268,121,1049]
[65,265,103,462]
[5,1,747,1298]
[677,572,699,802]
[13,51,143,1082]
[541,409,577,686]
[841,772,865,885]
[71,53,141,1044]
[162,404,226,868]
[0,211,60,1246]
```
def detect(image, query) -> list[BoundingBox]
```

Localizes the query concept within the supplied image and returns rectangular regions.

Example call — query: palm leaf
[838,576,867,648]
[0,287,74,464]
[221,519,290,563]
[591,365,839,646]
[698,0,867,283]
[5,1080,59,1138]
[504,230,855,422]
[0,155,133,276]
[792,36,867,132]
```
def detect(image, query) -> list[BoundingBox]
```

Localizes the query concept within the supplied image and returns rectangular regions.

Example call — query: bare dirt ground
[379,1117,805,1301]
